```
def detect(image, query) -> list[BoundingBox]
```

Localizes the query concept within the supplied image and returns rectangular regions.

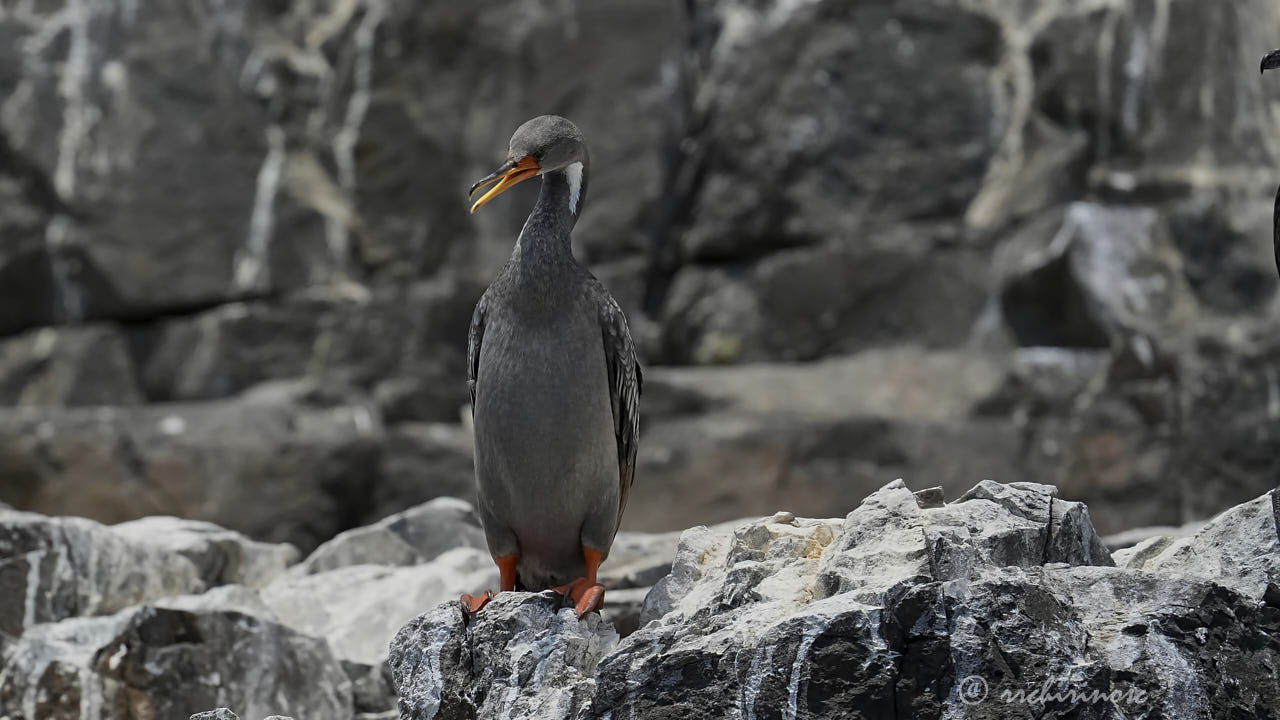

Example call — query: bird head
[468,115,586,214]
[1263,49,1280,74]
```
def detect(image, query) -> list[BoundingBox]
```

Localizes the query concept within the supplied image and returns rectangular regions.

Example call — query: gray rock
[1115,489,1280,600]
[190,711,240,720]
[0,324,143,407]
[973,347,1111,416]
[646,348,1008,423]
[262,547,496,665]
[296,497,485,576]
[112,516,299,588]
[598,530,685,591]
[598,525,752,637]
[188,702,298,712]
[0,399,382,552]
[389,594,618,720]
[157,584,279,620]
[135,280,478,423]
[631,410,1030,534]
[681,2,1001,260]
[995,203,1197,357]
[191,707,301,719]
[0,508,204,637]
[1170,338,1280,525]
[816,480,1111,601]
[1166,195,1275,314]
[391,480,1280,719]
[598,586,652,639]
[1028,0,1280,189]
[661,237,989,364]
[371,423,478,526]
[0,173,59,335]
[0,0,677,335]
[341,660,398,720]
[0,603,351,720]
[1102,521,1206,551]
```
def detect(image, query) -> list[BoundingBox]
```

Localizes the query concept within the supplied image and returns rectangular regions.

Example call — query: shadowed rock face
[390,482,1280,720]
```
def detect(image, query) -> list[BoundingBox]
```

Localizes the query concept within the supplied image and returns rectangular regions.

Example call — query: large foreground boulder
[0,602,351,720]
[390,480,1280,719]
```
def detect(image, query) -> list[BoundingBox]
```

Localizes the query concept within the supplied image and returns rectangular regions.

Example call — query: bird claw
[460,591,495,614]
[551,578,606,618]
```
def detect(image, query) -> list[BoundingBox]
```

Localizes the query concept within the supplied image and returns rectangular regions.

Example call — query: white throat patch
[565,162,583,215]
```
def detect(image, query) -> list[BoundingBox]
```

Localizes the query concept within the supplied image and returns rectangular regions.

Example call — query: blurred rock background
[1,0,1279,551]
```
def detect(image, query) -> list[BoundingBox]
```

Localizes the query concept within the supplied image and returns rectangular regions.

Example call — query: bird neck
[515,161,588,264]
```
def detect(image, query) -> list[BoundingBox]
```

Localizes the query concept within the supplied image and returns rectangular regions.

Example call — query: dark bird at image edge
[1262,49,1280,279]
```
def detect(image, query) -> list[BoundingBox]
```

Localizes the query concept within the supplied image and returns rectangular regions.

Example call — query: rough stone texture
[0,604,351,720]
[0,0,1279,584]
[1171,336,1280,522]
[391,481,1280,720]
[633,408,1030,533]
[0,399,382,552]
[295,497,486,576]
[112,516,300,589]
[598,530,686,591]
[370,424,478,526]
[994,203,1197,357]
[390,594,619,720]
[261,548,496,665]
[1101,520,1205,551]
[0,509,205,638]
[1115,488,1280,600]
[645,348,1008,423]
[190,711,242,720]
[132,280,479,423]
[0,324,143,406]
[2,481,1275,720]
[342,659,398,720]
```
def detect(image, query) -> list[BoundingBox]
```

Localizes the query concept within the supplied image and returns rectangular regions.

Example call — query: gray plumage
[467,115,642,589]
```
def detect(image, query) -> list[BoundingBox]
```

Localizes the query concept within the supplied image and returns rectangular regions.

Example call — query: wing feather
[467,293,488,408]
[599,296,642,528]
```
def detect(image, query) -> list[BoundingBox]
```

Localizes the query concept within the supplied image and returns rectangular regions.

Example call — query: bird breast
[472,306,617,493]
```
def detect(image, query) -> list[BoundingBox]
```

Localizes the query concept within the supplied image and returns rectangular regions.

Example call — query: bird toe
[460,590,495,614]
[572,583,606,618]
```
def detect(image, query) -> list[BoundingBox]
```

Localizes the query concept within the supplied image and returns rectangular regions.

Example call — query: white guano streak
[234,126,285,291]
[330,0,382,274]
[565,161,583,214]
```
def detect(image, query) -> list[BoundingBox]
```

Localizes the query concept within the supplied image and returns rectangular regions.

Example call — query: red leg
[497,554,518,592]
[572,548,606,617]
[460,553,519,614]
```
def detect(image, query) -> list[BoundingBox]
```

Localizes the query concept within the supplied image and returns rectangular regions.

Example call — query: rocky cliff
[2,0,1280,548]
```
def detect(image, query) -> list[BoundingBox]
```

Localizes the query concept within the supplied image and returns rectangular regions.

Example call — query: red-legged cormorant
[460,115,642,618]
